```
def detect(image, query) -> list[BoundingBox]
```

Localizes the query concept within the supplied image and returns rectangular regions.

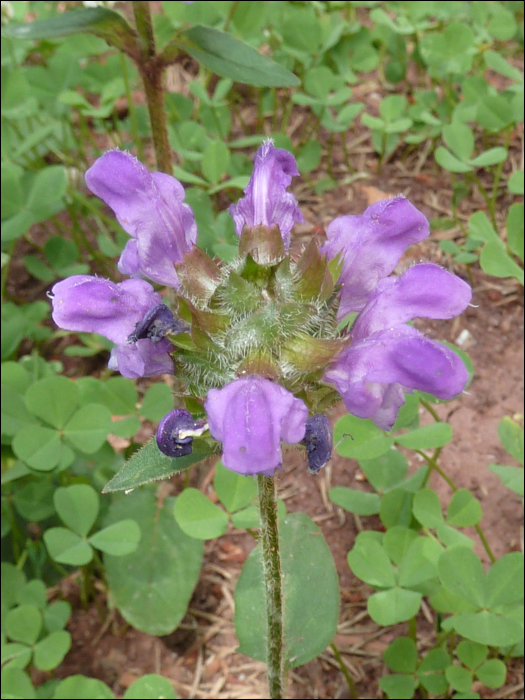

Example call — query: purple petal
[229,140,304,250]
[324,326,469,430]
[51,276,161,344]
[352,264,472,339]
[157,409,206,458]
[118,239,141,278]
[109,338,173,379]
[302,414,333,473]
[85,151,197,287]
[204,376,308,475]
[319,197,430,318]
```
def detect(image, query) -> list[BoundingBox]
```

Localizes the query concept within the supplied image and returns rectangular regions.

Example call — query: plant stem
[490,126,512,213]
[257,474,284,699]
[132,1,172,173]
[330,643,358,699]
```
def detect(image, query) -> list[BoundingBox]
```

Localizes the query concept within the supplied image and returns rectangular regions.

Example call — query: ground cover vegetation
[1,1,523,699]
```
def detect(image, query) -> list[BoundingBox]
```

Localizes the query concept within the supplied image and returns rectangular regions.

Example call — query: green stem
[471,171,496,227]
[132,1,172,173]
[223,0,241,32]
[420,399,440,423]
[257,475,284,699]
[330,643,358,699]
[490,127,512,213]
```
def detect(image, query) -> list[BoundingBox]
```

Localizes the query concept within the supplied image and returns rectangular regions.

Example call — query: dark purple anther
[156,409,208,458]
[301,414,333,474]
[128,304,188,344]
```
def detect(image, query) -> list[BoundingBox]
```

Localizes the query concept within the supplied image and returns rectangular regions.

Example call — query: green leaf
[379,675,416,700]
[380,489,414,528]
[139,383,174,422]
[368,587,422,626]
[358,450,408,492]
[24,376,79,430]
[480,240,524,284]
[487,7,517,41]
[235,513,339,667]
[435,147,473,173]
[63,403,113,454]
[438,547,485,607]
[436,523,475,549]
[171,25,300,87]
[446,490,483,527]
[413,488,444,528]
[1,388,37,437]
[230,499,286,530]
[396,423,452,450]
[43,601,71,634]
[103,438,216,493]
[33,631,71,671]
[484,552,524,608]
[477,95,514,132]
[5,605,42,645]
[1,564,26,610]
[430,586,478,615]
[508,170,524,195]
[469,148,508,168]
[498,417,524,465]
[488,464,524,497]
[173,489,228,540]
[447,611,523,646]
[1,643,32,671]
[43,527,93,566]
[456,641,487,670]
[398,538,442,593]
[328,487,381,516]
[110,416,141,438]
[13,482,55,522]
[214,461,256,513]
[12,426,62,472]
[54,484,99,537]
[88,519,141,556]
[475,659,507,689]
[442,123,474,161]
[335,413,394,460]
[468,211,499,243]
[102,377,138,415]
[507,203,524,262]
[383,637,418,673]
[124,675,178,699]
[446,665,474,693]
[2,7,139,57]
[383,527,418,566]
[484,51,523,82]
[104,491,203,635]
[53,675,114,699]
[0,668,36,699]
[347,539,397,588]
[201,140,230,184]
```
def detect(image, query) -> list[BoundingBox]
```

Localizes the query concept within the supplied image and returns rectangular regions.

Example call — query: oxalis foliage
[1,2,523,699]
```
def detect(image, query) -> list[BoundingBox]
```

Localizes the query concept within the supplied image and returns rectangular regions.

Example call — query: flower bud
[301,414,333,474]
[156,409,208,458]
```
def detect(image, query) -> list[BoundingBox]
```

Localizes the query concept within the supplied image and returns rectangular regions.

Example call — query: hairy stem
[132,1,171,173]
[257,474,284,699]
[330,643,358,699]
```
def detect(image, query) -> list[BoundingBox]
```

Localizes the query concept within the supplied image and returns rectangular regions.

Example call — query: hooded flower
[301,414,333,474]
[229,139,304,250]
[157,409,208,458]
[85,150,197,288]
[50,275,178,378]
[204,376,308,476]
[323,264,472,430]
[320,196,430,319]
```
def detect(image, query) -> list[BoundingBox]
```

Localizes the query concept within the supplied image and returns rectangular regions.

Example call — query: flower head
[50,275,179,378]
[204,376,308,476]
[323,264,472,430]
[85,150,197,288]
[229,139,304,250]
[320,197,429,318]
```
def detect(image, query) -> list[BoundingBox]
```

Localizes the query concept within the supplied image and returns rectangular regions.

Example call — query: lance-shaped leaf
[161,24,300,88]
[103,438,217,493]
[2,8,140,61]
[294,239,333,300]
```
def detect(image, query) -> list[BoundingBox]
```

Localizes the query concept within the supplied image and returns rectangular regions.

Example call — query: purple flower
[324,264,472,430]
[50,275,175,379]
[85,150,197,288]
[204,376,308,476]
[157,409,208,458]
[320,196,430,319]
[229,139,304,250]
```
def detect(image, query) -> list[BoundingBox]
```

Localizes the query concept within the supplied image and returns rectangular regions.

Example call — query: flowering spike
[301,415,333,474]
